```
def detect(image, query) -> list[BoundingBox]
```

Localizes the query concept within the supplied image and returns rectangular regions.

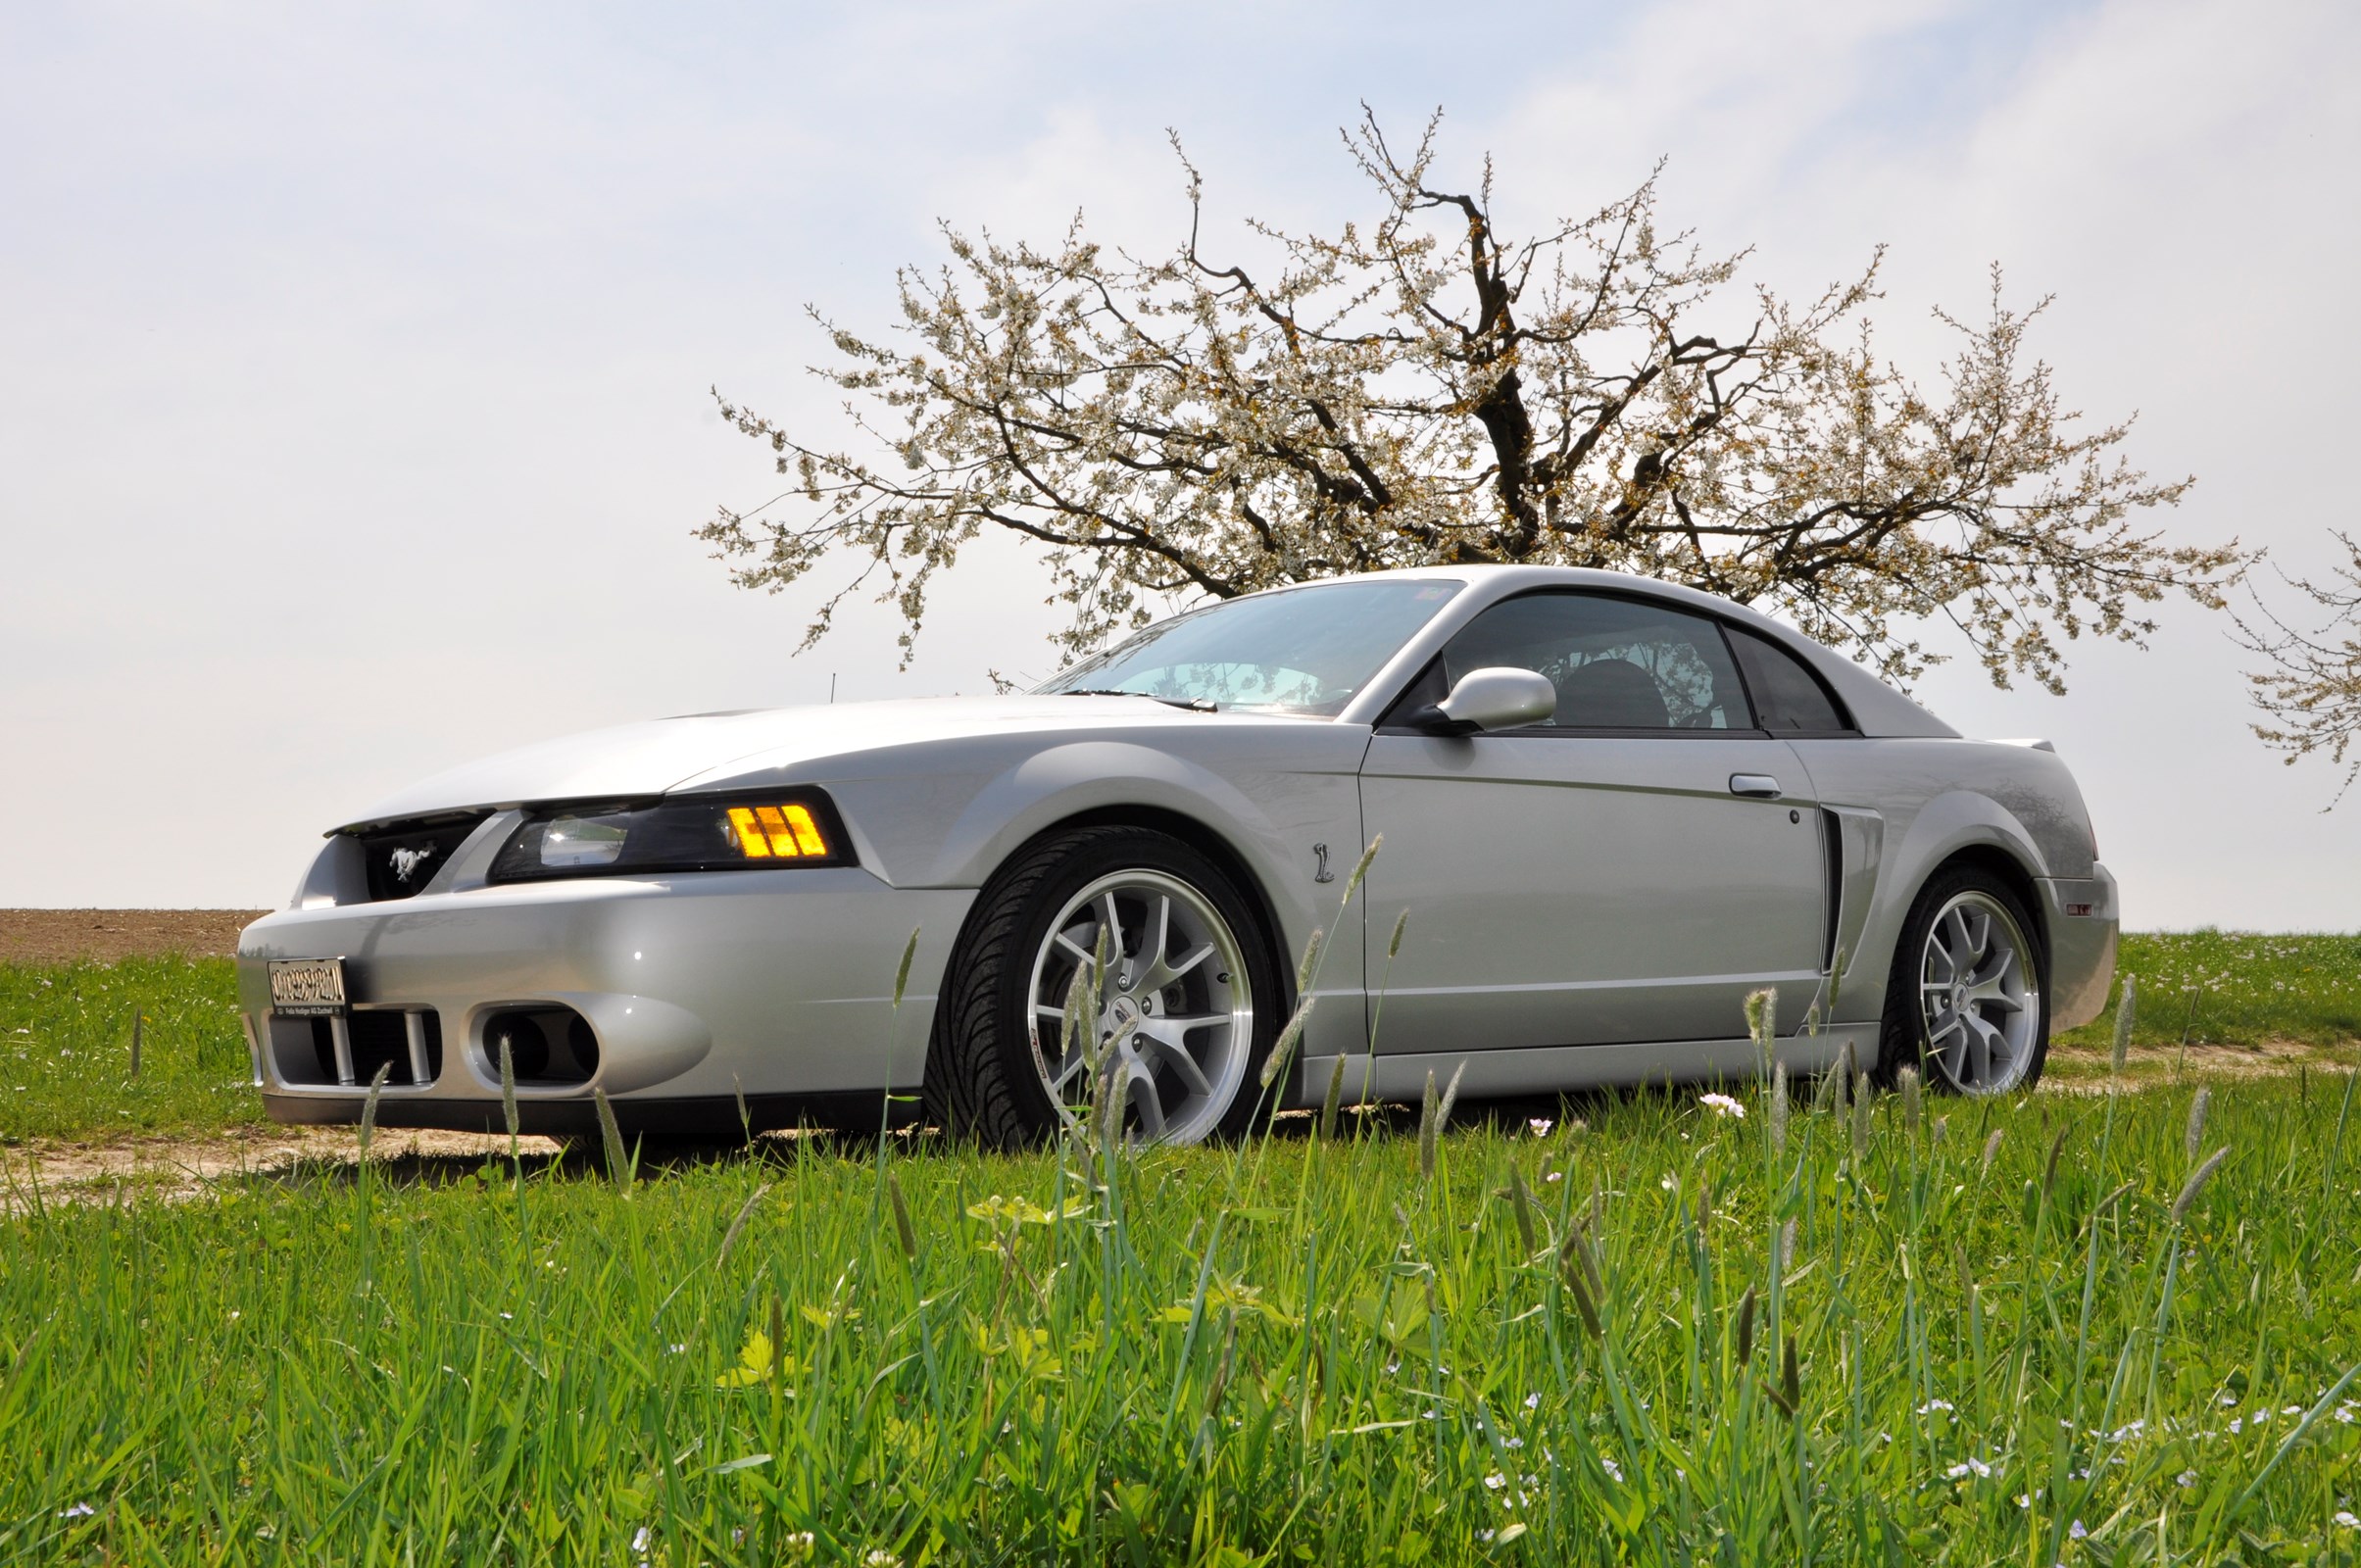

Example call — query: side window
[1727,627,1854,734]
[1433,593,1751,730]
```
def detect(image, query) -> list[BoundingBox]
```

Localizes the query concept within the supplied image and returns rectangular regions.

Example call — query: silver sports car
[236,565,2117,1145]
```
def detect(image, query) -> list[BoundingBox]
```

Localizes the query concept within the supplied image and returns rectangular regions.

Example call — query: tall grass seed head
[1295,926,1325,998]
[1318,1052,1348,1139]
[355,1061,392,1162]
[716,1183,771,1266]
[2173,1147,2228,1225]
[1436,1058,1465,1134]
[2111,972,2138,1077]
[892,926,920,1010]
[498,1036,519,1141]
[887,1170,919,1261]
[1261,995,1315,1089]
[1342,835,1380,906]
[2187,1085,2211,1165]
[1418,1069,1441,1179]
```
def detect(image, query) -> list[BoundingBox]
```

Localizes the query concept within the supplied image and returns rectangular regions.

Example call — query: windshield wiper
[1057,688,1219,712]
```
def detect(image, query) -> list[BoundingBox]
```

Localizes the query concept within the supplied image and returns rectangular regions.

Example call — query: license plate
[269,957,349,1016]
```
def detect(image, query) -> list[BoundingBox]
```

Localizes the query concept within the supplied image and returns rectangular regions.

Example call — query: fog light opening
[484,1012,550,1079]
[480,1006,598,1086]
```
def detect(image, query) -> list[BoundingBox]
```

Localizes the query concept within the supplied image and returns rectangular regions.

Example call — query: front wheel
[926,826,1277,1149]
[1879,866,2048,1096]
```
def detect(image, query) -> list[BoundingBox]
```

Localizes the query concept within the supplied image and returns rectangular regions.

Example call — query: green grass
[0,958,260,1144]
[2057,932,2361,1055]
[5,1073,2360,1564]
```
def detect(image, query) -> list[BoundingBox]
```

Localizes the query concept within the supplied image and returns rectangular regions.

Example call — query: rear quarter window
[1728,627,1855,734]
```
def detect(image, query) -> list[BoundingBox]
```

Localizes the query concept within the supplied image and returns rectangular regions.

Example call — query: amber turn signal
[727,804,829,858]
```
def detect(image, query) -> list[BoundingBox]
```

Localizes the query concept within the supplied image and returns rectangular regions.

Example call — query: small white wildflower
[632,1527,651,1553]
[1524,1392,1542,1410]
[1503,1435,1524,1448]
[1545,1171,1563,1183]
[1917,1399,1953,1414]
[1600,1456,1624,1482]
[1945,1458,1992,1480]
[2336,1407,2354,1424]
[2177,1470,2197,1489]
[1529,1117,1552,1137]
[59,1503,95,1519]
[2229,1418,2242,1433]
[2220,1393,2238,1406]
[2335,1509,2360,1529]
[2070,1520,2088,1540]
[1477,1529,1498,1543]
[1484,1472,1506,1490]
[1659,1174,1677,1191]
[1698,1093,1746,1119]
[2282,1404,2303,1416]
[863,1552,899,1567]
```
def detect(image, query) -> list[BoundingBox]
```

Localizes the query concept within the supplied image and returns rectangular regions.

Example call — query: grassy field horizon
[5,931,2356,1148]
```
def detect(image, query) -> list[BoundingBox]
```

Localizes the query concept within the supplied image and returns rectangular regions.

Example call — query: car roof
[1273,564,1956,738]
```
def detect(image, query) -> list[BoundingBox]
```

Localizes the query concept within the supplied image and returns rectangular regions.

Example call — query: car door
[1357,590,1830,1053]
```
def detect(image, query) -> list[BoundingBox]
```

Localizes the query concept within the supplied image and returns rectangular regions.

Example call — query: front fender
[911,738,1368,1060]
[928,742,1288,882]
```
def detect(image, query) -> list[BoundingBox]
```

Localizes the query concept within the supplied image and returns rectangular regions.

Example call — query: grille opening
[267,1008,443,1087]
[482,1006,600,1085]
[351,812,491,902]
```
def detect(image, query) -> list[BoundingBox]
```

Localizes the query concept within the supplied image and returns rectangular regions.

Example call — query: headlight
[487,791,853,883]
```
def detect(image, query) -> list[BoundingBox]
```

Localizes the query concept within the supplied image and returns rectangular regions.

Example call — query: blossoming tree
[704,111,2240,690]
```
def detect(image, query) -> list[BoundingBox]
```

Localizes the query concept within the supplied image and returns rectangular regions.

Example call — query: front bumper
[237,867,972,1133]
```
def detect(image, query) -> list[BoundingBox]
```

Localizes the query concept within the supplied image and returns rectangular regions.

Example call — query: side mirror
[1409,666,1556,735]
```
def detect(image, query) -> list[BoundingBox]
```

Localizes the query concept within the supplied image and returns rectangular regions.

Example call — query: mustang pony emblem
[389,844,438,885]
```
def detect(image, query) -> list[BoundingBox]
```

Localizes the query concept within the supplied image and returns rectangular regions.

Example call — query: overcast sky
[4,0,2356,927]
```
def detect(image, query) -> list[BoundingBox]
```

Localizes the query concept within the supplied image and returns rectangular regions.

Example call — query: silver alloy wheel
[1917,890,2041,1095]
[1025,868,1254,1144]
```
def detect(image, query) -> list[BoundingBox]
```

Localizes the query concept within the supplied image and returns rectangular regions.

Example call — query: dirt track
[0,1126,578,1208]
[0,908,267,963]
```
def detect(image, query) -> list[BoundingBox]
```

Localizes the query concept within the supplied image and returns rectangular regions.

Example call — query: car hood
[342,695,1320,829]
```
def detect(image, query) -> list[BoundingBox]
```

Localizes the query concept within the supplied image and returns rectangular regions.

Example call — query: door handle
[1729,773,1782,798]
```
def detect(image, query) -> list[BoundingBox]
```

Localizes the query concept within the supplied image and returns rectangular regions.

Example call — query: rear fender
[1842,790,2051,1027]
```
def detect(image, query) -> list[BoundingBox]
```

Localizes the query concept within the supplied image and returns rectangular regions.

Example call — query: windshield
[1036,578,1465,715]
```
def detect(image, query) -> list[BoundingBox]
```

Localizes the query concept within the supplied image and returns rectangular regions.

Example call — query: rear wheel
[926,826,1276,1149]
[1880,866,2048,1096]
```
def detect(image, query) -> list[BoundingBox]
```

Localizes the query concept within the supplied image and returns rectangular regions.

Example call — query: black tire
[924,825,1279,1149]
[1877,863,2050,1095]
